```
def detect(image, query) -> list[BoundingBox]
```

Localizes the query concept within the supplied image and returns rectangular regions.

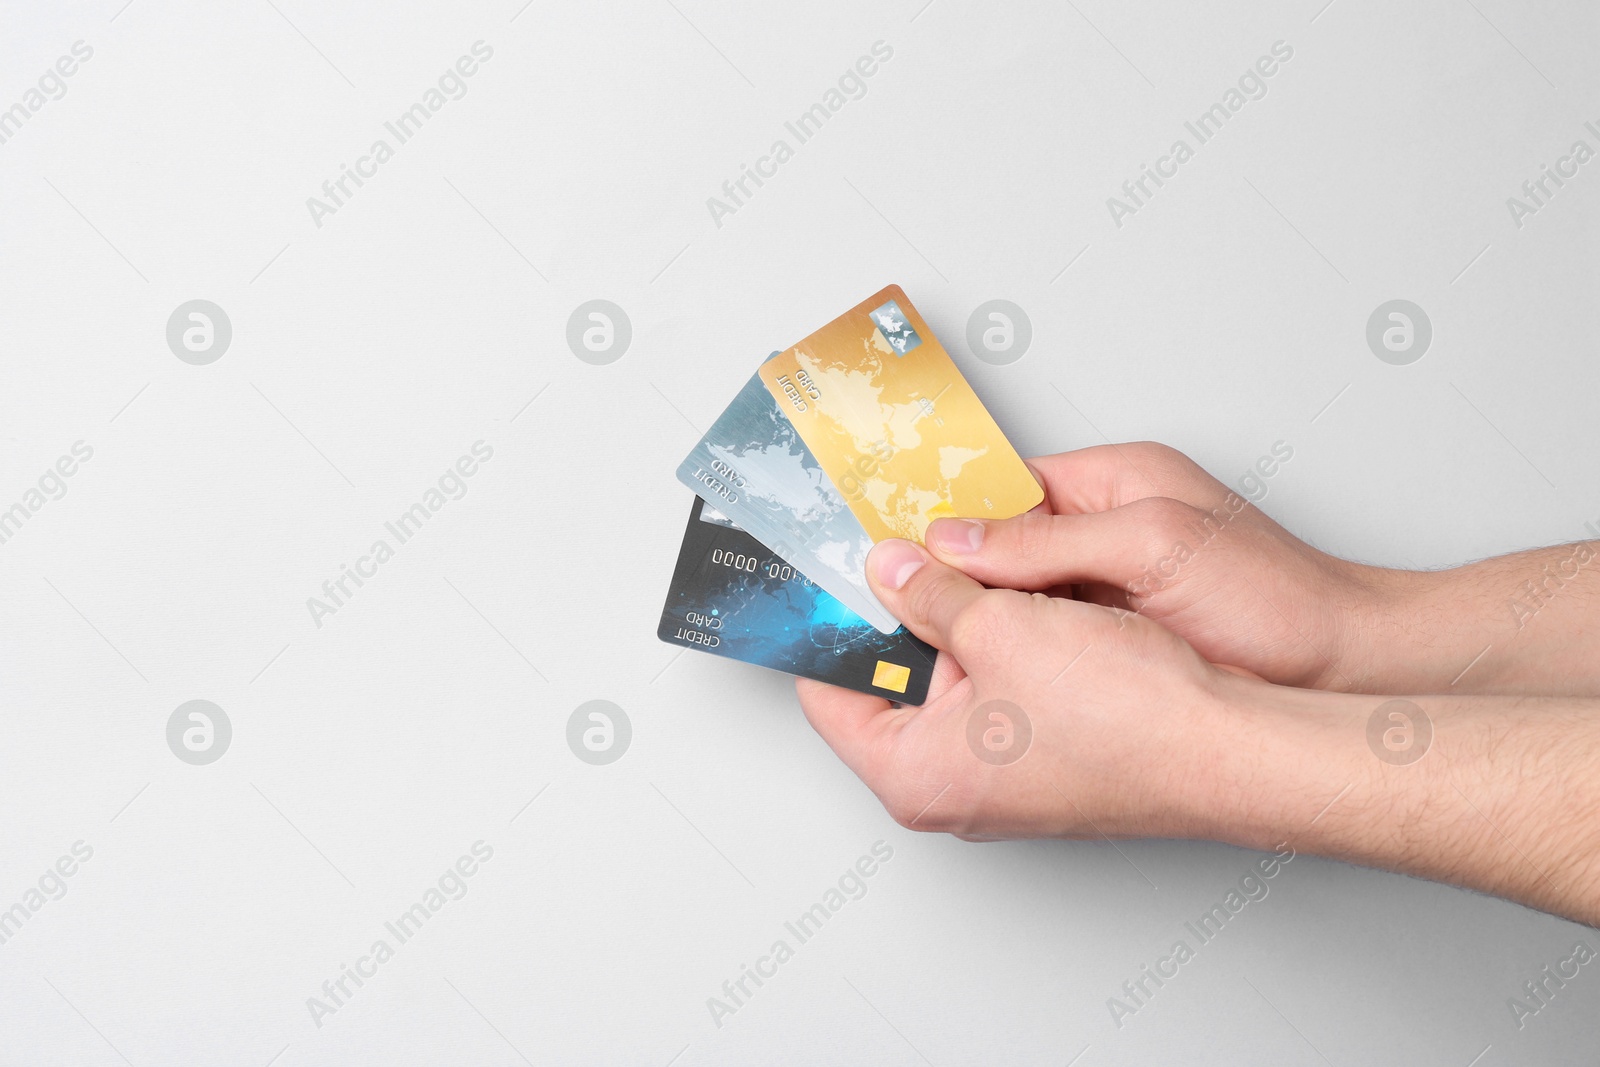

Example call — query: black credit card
[658,496,936,705]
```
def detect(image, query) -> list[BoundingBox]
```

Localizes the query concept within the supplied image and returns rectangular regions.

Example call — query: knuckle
[1126,440,1184,465]
[1127,440,1198,476]
[949,592,1020,658]
[1123,439,1167,458]
[1133,495,1199,539]
[1007,510,1061,568]
[1124,497,1204,576]
[905,567,955,627]
[883,787,937,832]
[1127,442,1210,493]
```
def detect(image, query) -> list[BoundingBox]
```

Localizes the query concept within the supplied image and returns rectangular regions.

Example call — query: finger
[866,539,989,651]
[923,645,969,697]
[795,677,892,780]
[797,652,966,781]
[1215,662,1267,682]
[923,499,1194,592]
[1022,460,1052,515]
[1026,443,1225,514]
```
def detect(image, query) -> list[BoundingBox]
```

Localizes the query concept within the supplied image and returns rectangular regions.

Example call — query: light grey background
[1,0,1596,1063]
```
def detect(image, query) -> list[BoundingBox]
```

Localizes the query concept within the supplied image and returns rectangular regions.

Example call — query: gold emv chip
[871,660,911,694]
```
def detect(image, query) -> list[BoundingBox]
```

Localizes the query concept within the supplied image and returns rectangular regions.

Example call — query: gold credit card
[759,285,1042,543]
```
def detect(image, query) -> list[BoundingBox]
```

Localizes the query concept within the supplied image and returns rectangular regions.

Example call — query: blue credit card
[676,362,896,633]
[657,495,935,704]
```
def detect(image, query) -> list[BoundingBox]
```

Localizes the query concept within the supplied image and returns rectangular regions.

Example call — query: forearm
[1185,675,1600,925]
[1343,542,1600,697]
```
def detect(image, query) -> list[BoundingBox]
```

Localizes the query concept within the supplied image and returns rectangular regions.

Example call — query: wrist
[1327,563,1457,693]
[1158,671,1360,846]
[1169,671,1473,866]
[1332,549,1600,696]
[1181,676,1600,923]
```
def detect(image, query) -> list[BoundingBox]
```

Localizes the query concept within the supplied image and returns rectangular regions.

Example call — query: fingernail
[869,539,925,591]
[927,518,984,555]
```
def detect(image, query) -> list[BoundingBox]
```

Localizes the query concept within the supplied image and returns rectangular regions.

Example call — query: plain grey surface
[1,0,1597,1063]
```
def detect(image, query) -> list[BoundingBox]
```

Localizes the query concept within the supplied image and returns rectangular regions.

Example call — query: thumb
[922,497,1199,593]
[865,538,988,651]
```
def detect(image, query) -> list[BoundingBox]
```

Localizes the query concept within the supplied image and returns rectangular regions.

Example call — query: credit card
[657,496,936,705]
[677,359,897,634]
[759,284,1043,543]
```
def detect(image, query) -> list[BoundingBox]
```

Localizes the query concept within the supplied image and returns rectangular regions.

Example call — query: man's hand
[797,536,1246,841]
[798,536,1600,926]
[920,442,1415,691]
[792,442,1600,924]
[922,442,1600,697]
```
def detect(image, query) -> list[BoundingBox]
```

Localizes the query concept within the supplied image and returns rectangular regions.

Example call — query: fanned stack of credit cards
[657,285,1043,706]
